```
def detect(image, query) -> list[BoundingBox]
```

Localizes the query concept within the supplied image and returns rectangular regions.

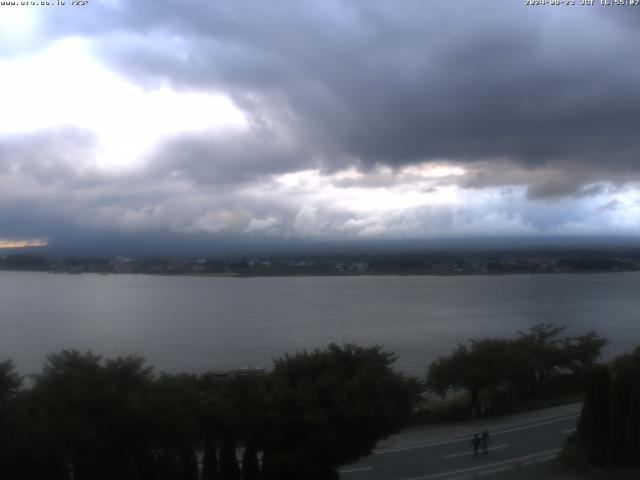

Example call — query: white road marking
[444,444,508,458]
[377,439,470,455]
[561,428,576,434]
[407,448,561,480]
[339,467,373,474]
[478,465,514,476]
[533,455,557,463]
[490,415,580,436]
[375,415,578,455]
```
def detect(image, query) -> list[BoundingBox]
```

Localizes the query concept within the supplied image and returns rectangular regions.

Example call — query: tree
[260,344,421,478]
[219,430,241,480]
[202,435,219,480]
[577,347,640,468]
[427,324,608,416]
[149,373,202,451]
[578,365,611,465]
[427,339,514,416]
[426,344,467,398]
[0,359,22,403]
[198,372,267,479]
[562,331,608,380]
[0,359,25,478]
[513,323,567,397]
[625,380,640,469]
[606,350,640,467]
[241,443,260,480]
[178,448,198,480]
[31,350,156,479]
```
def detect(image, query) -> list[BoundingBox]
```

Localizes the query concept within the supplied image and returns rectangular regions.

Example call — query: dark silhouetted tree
[241,443,260,480]
[260,344,421,478]
[428,324,608,416]
[427,339,513,416]
[577,347,640,468]
[202,435,219,480]
[0,360,26,480]
[219,431,241,480]
[562,331,608,380]
[0,359,22,402]
[513,323,567,397]
[578,365,611,465]
[30,350,155,479]
[606,349,640,467]
[178,448,198,480]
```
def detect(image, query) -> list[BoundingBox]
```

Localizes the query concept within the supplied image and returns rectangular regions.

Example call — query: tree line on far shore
[0,324,611,479]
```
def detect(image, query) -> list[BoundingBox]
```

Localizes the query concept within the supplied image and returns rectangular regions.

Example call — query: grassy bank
[408,391,584,426]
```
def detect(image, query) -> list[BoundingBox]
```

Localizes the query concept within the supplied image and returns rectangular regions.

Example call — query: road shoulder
[375,403,582,453]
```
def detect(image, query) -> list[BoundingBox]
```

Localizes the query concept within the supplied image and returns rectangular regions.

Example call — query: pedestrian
[481,430,490,455]
[471,434,480,456]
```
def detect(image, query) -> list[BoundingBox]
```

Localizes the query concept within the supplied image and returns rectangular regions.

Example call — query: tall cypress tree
[202,435,219,480]
[606,355,640,466]
[577,350,640,469]
[219,432,241,480]
[260,451,292,480]
[607,370,627,464]
[577,369,595,441]
[137,451,158,480]
[624,381,640,468]
[241,443,260,480]
[178,448,198,480]
[584,365,611,465]
[157,450,180,480]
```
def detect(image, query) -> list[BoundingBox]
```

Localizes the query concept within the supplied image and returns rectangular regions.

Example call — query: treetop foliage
[0,359,22,403]
[0,343,420,480]
[426,323,607,416]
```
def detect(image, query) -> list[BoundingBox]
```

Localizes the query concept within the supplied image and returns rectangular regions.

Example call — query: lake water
[1,271,639,377]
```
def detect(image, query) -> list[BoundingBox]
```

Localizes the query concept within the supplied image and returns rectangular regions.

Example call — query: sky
[1,0,640,254]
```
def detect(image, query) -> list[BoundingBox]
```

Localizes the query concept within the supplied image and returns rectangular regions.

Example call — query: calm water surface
[1,271,639,376]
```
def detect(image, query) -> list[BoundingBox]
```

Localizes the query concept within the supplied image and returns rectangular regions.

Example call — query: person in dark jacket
[472,434,481,456]
[481,430,490,455]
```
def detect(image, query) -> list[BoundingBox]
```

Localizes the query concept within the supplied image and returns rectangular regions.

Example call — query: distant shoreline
[4,251,640,277]
[1,268,639,278]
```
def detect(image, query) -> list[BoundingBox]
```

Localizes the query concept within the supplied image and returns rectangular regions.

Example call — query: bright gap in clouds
[0,238,48,249]
[0,37,248,172]
[273,164,466,214]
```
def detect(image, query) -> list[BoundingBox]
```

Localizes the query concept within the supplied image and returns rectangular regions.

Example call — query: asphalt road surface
[339,411,579,480]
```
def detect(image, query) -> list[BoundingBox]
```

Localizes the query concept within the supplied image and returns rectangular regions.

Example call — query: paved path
[340,404,582,480]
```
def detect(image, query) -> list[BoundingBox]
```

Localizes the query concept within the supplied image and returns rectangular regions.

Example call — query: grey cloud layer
[3,1,640,246]
[1,129,637,244]
[42,1,640,178]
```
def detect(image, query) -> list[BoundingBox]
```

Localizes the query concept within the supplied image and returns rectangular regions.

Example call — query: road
[339,404,581,480]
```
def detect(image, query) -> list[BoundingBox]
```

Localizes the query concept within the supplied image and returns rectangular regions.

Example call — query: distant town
[3,249,640,276]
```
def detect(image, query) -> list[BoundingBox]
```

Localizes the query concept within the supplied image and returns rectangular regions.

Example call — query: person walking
[481,430,490,455]
[471,434,481,456]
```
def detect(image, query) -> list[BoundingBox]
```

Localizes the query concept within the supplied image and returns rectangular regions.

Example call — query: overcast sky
[1,0,640,252]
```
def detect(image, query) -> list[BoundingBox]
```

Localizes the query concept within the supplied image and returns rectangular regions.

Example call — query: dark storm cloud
[459,159,637,199]
[4,0,640,249]
[148,117,324,186]
[527,181,607,201]
[33,0,640,182]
